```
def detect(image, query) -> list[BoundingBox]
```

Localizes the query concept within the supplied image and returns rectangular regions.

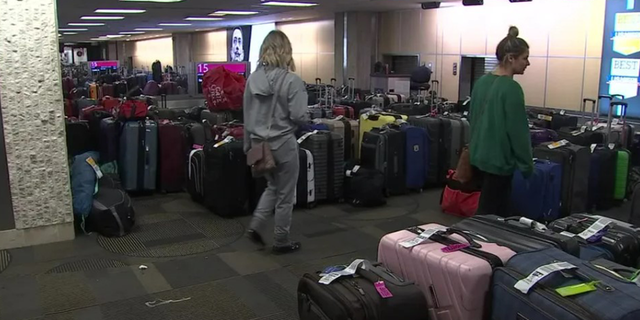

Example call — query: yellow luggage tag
[214,136,234,148]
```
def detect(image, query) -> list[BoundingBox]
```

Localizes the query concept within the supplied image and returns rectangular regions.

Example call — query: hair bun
[508,26,519,38]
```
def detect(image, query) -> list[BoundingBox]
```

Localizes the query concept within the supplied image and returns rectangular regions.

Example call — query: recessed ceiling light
[90,37,108,41]
[94,9,146,14]
[120,31,145,34]
[62,32,78,35]
[120,0,182,2]
[106,34,126,38]
[68,22,105,26]
[208,13,226,17]
[80,16,125,20]
[212,10,259,15]
[158,23,192,26]
[261,1,318,7]
[184,17,223,21]
[59,28,89,32]
[135,27,163,31]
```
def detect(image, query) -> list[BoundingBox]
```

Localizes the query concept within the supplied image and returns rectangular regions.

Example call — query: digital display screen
[600,0,640,117]
[196,62,249,94]
[89,60,118,72]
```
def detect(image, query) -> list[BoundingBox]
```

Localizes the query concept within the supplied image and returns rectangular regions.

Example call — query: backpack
[71,152,101,218]
[202,66,246,111]
[87,186,135,237]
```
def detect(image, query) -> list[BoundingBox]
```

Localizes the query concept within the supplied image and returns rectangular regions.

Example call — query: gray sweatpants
[249,136,299,246]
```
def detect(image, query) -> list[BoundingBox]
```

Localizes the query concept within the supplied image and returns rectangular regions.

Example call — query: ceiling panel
[56,0,444,42]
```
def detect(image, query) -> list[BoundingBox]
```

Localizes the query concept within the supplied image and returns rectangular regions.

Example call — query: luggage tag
[86,157,104,179]
[559,110,566,115]
[441,243,470,253]
[608,143,615,150]
[571,129,585,136]
[297,130,318,144]
[578,218,611,241]
[400,227,446,249]
[335,115,345,121]
[555,281,598,297]
[537,114,553,122]
[463,111,469,117]
[214,136,234,148]
[318,259,365,285]
[374,281,394,298]
[547,140,569,149]
[590,144,597,153]
[514,262,578,294]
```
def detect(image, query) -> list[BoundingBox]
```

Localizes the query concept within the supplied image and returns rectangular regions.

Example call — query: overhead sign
[613,12,640,55]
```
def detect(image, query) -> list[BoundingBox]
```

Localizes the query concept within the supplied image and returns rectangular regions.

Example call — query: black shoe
[272,241,301,254]
[246,229,266,247]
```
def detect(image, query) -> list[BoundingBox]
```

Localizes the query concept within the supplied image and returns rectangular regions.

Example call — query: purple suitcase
[530,127,558,146]
[378,223,516,320]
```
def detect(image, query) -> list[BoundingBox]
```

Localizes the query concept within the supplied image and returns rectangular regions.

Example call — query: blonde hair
[259,30,296,72]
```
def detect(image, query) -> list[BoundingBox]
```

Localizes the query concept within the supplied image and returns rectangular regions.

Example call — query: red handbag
[440,170,481,217]
[202,66,246,111]
[118,99,148,119]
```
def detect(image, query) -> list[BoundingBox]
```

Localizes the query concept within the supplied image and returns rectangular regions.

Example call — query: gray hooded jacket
[243,66,308,153]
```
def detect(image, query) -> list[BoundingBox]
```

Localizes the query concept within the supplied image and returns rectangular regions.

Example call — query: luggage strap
[137,121,146,191]
[406,227,504,269]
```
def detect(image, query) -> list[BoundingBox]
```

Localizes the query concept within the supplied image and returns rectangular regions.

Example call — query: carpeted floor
[0,190,631,320]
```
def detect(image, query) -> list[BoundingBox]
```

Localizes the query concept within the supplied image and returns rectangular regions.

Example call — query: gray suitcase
[441,116,470,170]
[299,131,329,201]
[119,120,158,192]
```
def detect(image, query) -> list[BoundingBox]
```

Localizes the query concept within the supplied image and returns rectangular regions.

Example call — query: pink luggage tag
[192,144,204,150]
[441,243,470,253]
[374,281,393,298]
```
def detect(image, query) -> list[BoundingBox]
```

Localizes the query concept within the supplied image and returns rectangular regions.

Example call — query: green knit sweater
[469,74,533,177]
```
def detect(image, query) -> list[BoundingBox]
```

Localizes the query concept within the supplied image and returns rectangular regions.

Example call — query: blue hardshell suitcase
[408,116,444,185]
[492,248,640,320]
[510,160,562,222]
[119,120,158,192]
[399,123,429,190]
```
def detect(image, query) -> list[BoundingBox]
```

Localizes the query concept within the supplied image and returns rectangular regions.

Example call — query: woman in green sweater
[469,26,534,217]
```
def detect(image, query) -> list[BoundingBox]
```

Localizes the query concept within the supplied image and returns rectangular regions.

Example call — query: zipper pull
[352,281,365,296]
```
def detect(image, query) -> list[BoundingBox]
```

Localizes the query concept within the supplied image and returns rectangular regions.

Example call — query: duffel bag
[118,99,148,120]
[87,186,135,237]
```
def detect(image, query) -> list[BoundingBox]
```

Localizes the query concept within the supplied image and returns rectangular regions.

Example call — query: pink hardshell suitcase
[378,223,516,320]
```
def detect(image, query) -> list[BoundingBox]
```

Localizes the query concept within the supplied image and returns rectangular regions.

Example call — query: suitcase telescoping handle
[608,101,629,145]
[582,98,596,129]
[348,77,355,100]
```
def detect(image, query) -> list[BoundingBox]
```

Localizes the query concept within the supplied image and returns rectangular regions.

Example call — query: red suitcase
[378,223,516,320]
[332,105,355,119]
[158,121,188,193]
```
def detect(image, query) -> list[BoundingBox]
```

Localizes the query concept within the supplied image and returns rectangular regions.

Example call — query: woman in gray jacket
[244,30,308,254]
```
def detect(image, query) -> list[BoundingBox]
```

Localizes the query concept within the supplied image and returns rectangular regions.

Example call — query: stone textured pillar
[0,0,75,248]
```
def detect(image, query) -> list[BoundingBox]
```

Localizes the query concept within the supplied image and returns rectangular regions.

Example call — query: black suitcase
[361,128,406,196]
[386,103,429,116]
[327,132,345,202]
[589,146,618,211]
[203,140,248,217]
[408,116,444,185]
[533,143,590,215]
[453,215,581,257]
[87,186,135,237]
[66,120,93,158]
[548,214,640,267]
[187,149,205,203]
[556,127,606,146]
[297,261,429,320]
